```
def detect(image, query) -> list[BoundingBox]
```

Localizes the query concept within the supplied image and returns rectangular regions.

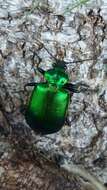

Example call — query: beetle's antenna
[44,45,95,64]
[66,58,95,64]
[35,39,60,62]
[29,49,42,71]
[43,45,58,62]
[43,43,95,64]
[35,39,96,65]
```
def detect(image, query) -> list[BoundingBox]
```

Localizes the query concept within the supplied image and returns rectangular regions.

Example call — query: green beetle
[25,58,89,135]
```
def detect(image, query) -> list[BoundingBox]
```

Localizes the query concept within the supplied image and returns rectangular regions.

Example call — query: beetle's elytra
[26,83,70,134]
[25,60,89,135]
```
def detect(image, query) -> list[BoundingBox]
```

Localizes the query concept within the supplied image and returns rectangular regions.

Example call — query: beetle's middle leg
[24,82,38,90]
[64,82,90,93]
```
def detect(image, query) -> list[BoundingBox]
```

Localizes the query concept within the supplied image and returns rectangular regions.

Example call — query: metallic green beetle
[25,59,89,135]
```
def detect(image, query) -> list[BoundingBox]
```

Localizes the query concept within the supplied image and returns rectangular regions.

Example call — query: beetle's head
[44,60,69,87]
[52,60,67,70]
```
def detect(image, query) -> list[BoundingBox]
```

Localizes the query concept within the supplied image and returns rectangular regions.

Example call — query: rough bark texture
[0,0,107,189]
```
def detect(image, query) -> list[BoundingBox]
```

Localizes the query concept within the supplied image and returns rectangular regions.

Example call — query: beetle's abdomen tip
[25,113,63,135]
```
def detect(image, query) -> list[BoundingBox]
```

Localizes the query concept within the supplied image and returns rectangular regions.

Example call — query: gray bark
[0,0,107,189]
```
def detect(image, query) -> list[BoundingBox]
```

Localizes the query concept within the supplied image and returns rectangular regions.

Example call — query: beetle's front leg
[64,82,90,93]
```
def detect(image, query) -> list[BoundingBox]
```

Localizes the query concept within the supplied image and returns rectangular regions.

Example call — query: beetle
[25,54,90,135]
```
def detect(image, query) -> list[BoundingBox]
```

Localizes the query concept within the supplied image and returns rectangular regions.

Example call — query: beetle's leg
[65,91,73,127]
[36,67,45,75]
[65,117,71,127]
[24,82,38,90]
[24,82,47,90]
[64,82,90,93]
